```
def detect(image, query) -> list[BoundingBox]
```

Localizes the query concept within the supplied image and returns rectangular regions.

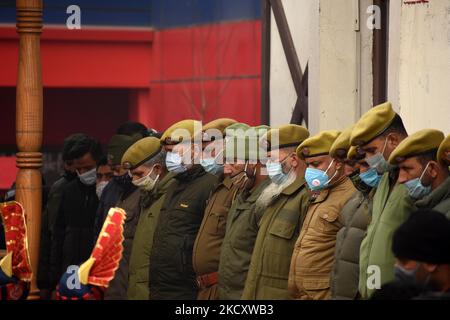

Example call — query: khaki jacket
[192,176,239,300]
[289,177,356,300]
[242,176,310,300]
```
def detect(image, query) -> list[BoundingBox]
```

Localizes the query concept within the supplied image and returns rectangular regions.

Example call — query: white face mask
[132,167,159,191]
[96,181,109,199]
[77,168,97,186]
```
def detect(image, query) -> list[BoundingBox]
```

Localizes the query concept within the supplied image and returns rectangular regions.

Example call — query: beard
[255,169,297,211]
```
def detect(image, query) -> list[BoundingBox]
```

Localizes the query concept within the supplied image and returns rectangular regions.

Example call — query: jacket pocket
[205,207,229,236]
[302,276,330,291]
[269,218,297,240]
[314,209,340,234]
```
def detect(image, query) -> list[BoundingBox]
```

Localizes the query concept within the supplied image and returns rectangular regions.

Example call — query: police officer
[192,119,241,300]
[389,129,449,218]
[149,120,218,300]
[242,124,310,300]
[289,130,356,300]
[330,126,374,300]
[217,125,271,300]
[350,102,414,299]
[124,137,175,300]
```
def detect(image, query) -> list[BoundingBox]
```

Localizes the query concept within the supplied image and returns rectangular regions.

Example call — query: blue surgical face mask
[359,168,382,188]
[200,151,224,175]
[77,168,97,186]
[404,162,432,200]
[305,159,337,191]
[166,151,188,174]
[360,138,389,187]
[266,155,291,185]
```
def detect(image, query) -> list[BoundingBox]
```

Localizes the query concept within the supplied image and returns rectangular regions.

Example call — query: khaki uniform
[192,176,239,300]
[218,178,271,300]
[242,176,310,300]
[289,177,356,300]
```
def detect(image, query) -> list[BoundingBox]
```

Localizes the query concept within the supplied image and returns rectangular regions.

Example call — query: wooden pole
[15,0,43,299]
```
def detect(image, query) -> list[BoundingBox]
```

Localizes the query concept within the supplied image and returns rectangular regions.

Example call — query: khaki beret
[437,134,450,166]
[202,118,237,141]
[261,124,310,151]
[297,130,341,159]
[160,119,202,145]
[388,129,445,165]
[107,134,142,166]
[329,125,354,159]
[350,102,396,146]
[121,137,162,170]
[225,125,270,161]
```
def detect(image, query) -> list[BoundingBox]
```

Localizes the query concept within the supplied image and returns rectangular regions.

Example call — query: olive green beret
[437,134,450,166]
[350,102,396,146]
[388,129,445,165]
[202,118,237,141]
[160,119,202,145]
[297,130,341,159]
[121,137,162,170]
[107,133,142,166]
[261,124,310,151]
[225,125,270,161]
[329,125,354,159]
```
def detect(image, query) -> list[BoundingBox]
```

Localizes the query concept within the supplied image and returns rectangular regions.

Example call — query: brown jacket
[192,176,238,300]
[288,177,356,300]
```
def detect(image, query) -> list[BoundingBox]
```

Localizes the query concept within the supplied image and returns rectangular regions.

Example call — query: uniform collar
[415,176,450,209]
[309,176,351,204]
[281,175,306,196]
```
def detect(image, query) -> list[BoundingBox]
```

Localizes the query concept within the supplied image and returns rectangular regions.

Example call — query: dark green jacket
[218,178,270,300]
[242,176,309,300]
[127,173,175,300]
[149,165,218,300]
[331,189,373,300]
[415,176,450,219]
[104,187,142,300]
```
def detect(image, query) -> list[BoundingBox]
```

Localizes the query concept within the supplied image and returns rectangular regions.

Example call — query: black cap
[392,209,450,264]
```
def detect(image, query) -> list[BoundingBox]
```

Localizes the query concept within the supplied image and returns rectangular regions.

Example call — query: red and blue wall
[0,0,262,191]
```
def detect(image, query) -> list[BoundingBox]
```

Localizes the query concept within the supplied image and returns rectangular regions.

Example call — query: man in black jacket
[37,133,86,299]
[149,120,218,300]
[50,135,103,288]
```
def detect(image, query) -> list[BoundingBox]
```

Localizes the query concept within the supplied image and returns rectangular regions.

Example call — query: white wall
[269,0,373,135]
[388,0,450,135]
[269,0,315,128]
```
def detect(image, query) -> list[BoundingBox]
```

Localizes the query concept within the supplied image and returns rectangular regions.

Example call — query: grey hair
[142,148,167,169]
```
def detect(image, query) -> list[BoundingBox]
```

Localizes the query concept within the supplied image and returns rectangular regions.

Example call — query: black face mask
[64,170,78,181]
[113,172,133,189]
[349,170,372,194]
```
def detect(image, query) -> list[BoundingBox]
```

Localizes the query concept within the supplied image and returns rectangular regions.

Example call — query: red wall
[0,20,261,189]
[131,20,262,130]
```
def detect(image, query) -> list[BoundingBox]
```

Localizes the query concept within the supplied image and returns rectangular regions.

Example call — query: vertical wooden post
[15,0,43,299]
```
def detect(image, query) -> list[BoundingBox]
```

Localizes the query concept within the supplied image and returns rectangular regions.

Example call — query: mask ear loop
[418,162,431,185]
[381,136,389,158]
[213,149,225,166]
[324,159,338,185]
